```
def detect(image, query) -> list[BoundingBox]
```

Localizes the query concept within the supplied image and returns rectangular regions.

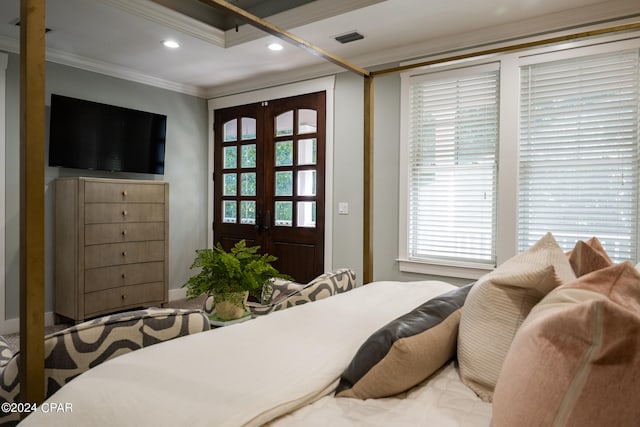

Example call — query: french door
[213,92,326,283]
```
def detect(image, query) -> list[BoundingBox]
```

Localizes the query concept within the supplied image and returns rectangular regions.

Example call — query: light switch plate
[338,202,349,215]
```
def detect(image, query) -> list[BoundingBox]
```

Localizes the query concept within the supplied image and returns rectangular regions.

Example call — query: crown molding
[0,35,205,97]
[96,0,225,47]
[45,47,206,97]
[0,35,19,57]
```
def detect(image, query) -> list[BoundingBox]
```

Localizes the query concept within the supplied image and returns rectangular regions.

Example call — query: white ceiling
[0,0,639,98]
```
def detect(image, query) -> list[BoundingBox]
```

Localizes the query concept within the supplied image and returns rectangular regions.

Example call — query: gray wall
[4,53,209,319]
[331,72,364,281]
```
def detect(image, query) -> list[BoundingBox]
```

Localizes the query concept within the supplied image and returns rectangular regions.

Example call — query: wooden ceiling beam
[200,0,370,77]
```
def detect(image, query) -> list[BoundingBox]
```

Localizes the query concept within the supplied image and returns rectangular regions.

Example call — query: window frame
[399,32,640,279]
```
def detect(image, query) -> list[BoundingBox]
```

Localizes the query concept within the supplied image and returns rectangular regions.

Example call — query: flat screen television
[48,94,167,175]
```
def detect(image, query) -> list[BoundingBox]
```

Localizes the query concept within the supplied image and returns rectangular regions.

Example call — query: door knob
[255,211,262,231]
[264,210,271,231]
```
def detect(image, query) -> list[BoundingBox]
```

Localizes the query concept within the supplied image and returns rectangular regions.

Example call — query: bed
[18,234,640,427]
[18,280,489,427]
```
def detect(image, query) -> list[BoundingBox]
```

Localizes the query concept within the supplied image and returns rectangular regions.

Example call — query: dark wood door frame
[207,78,336,280]
[212,92,326,283]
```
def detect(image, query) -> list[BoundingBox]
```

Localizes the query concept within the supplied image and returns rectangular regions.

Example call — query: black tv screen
[48,94,166,175]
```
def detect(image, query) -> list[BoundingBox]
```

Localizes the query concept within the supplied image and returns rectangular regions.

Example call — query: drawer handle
[121,294,126,301]
[121,251,127,257]
[122,210,128,217]
[121,273,127,279]
[122,190,128,197]
[121,230,127,237]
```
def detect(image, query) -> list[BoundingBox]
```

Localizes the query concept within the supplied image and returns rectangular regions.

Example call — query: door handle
[264,210,271,231]
[255,211,262,232]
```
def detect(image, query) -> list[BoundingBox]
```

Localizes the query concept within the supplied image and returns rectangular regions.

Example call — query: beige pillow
[336,284,472,399]
[493,261,640,427]
[457,232,575,401]
[338,309,461,399]
[566,237,612,277]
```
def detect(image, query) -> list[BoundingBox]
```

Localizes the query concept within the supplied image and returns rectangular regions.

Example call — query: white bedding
[20,280,485,427]
[268,362,491,427]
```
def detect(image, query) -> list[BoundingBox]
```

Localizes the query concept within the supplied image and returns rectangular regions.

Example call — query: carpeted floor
[2,295,207,354]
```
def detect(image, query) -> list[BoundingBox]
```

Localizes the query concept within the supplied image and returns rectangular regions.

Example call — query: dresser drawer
[84,181,166,203]
[84,282,165,317]
[85,241,165,269]
[85,203,165,224]
[56,177,169,322]
[85,222,165,245]
[85,262,165,293]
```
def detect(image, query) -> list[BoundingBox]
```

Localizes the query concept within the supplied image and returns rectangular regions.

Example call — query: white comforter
[269,362,491,427]
[20,280,486,427]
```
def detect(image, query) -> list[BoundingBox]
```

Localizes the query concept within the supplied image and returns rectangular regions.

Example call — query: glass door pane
[297,170,316,196]
[223,146,237,169]
[224,119,237,141]
[298,138,316,165]
[298,109,317,134]
[276,111,294,136]
[275,141,293,166]
[297,202,316,227]
[241,118,256,140]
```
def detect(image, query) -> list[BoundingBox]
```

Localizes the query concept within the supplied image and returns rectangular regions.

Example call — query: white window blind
[519,49,640,261]
[407,66,499,265]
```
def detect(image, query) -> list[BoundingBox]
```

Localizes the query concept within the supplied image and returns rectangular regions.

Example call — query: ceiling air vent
[334,31,364,44]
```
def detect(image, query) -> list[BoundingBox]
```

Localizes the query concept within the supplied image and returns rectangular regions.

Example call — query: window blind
[407,67,499,265]
[519,49,640,261]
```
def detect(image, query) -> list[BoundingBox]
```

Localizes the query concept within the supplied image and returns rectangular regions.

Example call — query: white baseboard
[168,287,187,301]
[0,289,189,336]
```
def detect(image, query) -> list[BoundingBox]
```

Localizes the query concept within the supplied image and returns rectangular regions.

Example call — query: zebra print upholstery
[247,268,357,316]
[0,307,209,426]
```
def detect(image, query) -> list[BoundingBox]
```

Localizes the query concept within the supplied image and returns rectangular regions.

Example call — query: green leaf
[182,239,290,300]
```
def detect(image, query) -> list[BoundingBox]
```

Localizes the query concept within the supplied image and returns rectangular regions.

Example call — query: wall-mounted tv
[48,94,167,175]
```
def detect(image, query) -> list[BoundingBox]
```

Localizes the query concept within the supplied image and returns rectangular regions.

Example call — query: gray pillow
[336,283,473,399]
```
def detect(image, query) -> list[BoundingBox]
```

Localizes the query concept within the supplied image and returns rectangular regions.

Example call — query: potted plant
[183,240,287,321]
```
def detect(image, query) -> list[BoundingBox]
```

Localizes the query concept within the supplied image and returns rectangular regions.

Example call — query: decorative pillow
[493,261,640,427]
[335,283,472,399]
[0,337,13,368]
[458,232,576,402]
[566,236,612,277]
[260,278,306,305]
[250,269,357,316]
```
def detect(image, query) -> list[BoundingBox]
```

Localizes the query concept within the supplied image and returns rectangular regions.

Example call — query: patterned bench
[248,268,358,315]
[0,307,209,426]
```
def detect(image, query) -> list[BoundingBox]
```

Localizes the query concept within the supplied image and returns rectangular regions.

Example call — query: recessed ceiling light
[268,43,283,51]
[163,40,180,49]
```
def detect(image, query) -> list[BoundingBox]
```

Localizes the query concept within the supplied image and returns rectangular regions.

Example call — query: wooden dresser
[55,177,169,321]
